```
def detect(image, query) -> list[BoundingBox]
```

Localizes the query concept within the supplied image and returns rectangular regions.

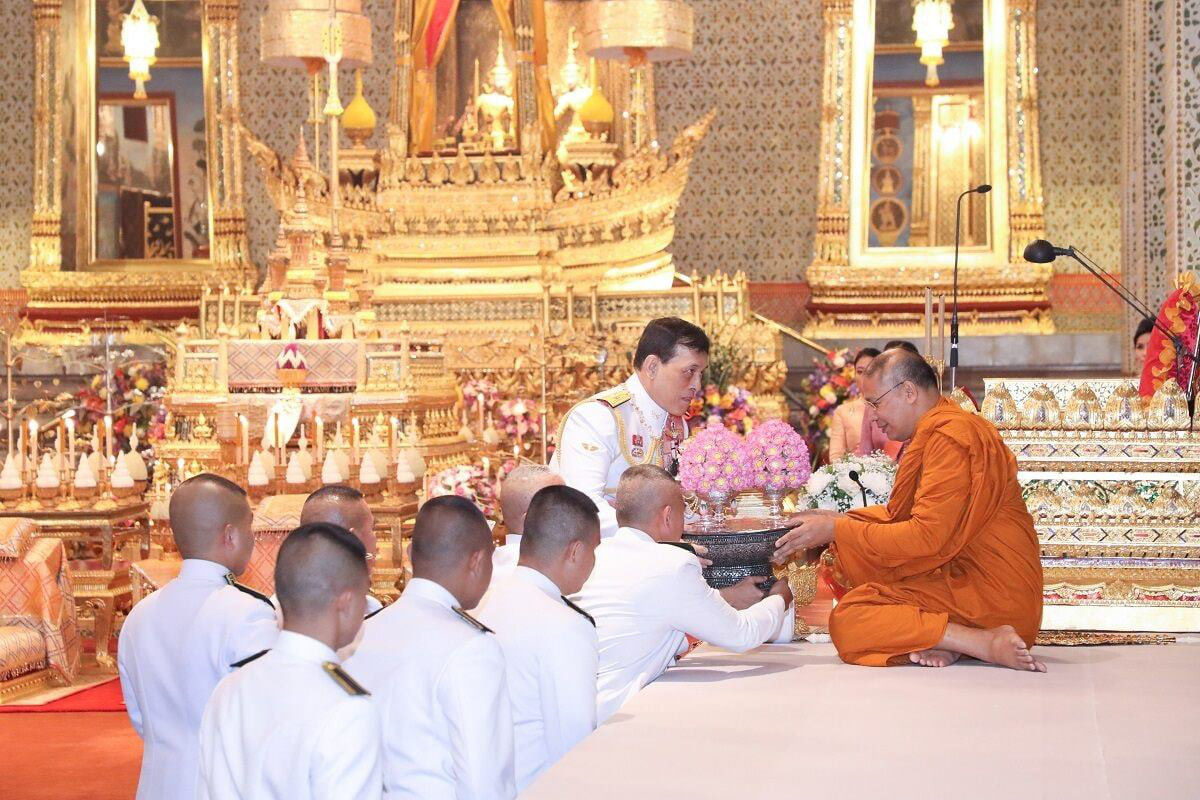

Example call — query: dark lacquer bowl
[682,516,792,590]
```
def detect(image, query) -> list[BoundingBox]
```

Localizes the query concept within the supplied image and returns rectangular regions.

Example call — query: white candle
[29,420,38,468]
[351,418,360,464]
[104,414,114,461]
[389,416,398,463]
[238,414,249,465]
[315,416,324,463]
[273,414,282,468]
[924,287,933,357]
[66,417,75,474]
[938,294,946,364]
[177,457,185,484]
[55,427,63,472]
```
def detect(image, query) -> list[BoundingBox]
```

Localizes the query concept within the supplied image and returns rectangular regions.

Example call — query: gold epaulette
[323,662,370,696]
[225,574,274,608]
[453,607,495,634]
[594,387,632,409]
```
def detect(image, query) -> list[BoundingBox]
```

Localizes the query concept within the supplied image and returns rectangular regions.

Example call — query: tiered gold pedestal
[982,378,1200,632]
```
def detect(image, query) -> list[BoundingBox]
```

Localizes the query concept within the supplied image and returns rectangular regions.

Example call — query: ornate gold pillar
[1121,0,1168,369]
[810,0,854,268]
[204,0,253,288]
[29,0,64,272]
[513,0,539,149]
[1004,0,1046,264]
[908,95,931,248]
[1163,0,1200,290]
[390,0,414,135]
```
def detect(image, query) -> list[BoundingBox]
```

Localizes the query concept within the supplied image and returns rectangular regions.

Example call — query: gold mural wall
[0,0,1124,290]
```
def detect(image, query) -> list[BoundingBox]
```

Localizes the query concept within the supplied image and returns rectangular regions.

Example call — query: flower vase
[702,490,732,529]
[764,487,786,521]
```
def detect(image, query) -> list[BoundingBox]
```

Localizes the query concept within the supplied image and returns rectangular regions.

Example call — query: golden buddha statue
[554,27,593,148]
[475,32,516,152]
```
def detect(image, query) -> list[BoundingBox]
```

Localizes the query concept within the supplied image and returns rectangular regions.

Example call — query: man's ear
[335,587,356,617]
[644,354,661,378]
[565,538,583,564]
[469,547,487,576]
[221,523,237,551]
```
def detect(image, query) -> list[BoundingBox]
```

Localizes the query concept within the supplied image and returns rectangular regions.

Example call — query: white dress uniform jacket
[117,558,279,800]
[269,593,383,661]
[475,566,599,791]
[572,527,794,722]
[551,374,687,538]
[491,533,521,579]
[343,578,517,800]
[197,630,382,800]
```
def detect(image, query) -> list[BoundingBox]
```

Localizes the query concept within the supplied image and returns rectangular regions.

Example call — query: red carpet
[0,678,125,713]
[0,711,141,799]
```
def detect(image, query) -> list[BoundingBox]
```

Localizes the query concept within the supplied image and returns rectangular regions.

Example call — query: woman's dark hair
[1134,317,1155,344]
[853,347,881,365]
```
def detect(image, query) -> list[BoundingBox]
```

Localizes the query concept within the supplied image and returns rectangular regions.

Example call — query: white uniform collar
[626,373,669,433]
[512,565,564,600]
[405,577,461,610]
[274,630,338,664]
[504,533,522,548]
[615,526,657,545]
[178,558,235,584]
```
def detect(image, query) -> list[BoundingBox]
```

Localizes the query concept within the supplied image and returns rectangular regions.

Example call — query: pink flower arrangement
[745,419,812,492]
[677,426,754,497]
[462,379,499,412]
[498,397,541,439]
[428,464,500,520]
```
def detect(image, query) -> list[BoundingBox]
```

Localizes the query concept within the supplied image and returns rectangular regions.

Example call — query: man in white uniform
[345,495,516,800]
[476,485,601,791]
[198,522,381,800]
[299,484,383,616]
[552,317,710,538]
[573,465,795,722]
[118,474,279,800]
[492,464,564,577]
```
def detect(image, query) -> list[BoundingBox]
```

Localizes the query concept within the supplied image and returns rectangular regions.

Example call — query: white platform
[524,642,1200,799]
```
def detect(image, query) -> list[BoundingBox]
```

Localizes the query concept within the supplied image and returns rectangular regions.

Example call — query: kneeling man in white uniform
[492,464,564,578]
[477,484,601,790]
[198,522,381,799]
[573,465,795,721]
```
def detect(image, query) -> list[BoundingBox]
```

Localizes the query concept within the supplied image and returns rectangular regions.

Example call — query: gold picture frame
[804,0,1053,338]
[22,0,252,316]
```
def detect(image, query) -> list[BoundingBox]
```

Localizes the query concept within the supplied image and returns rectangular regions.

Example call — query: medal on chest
[630,433,645,460]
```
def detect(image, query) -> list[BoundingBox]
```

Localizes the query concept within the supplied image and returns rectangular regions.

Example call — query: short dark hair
[614,464,680,528]
[866,348,938,390]
[411,495,491,570]
[179,472,247,497]
[854,347,881,364]
[275,523,368,619]
[1134,317,1155,343]
[304,484,364,506]
[521,485,600,561]
[883,340,920,355]
[633,317,710,369]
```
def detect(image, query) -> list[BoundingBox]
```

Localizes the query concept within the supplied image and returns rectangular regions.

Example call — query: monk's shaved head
[499,465,564,535]
[860,347,942,443]
[411,495,495,608]
[301,484,376,558]
[865,347,939,390]
[614,464,682,531]
[275,523,369,621]
[169,473,253,565]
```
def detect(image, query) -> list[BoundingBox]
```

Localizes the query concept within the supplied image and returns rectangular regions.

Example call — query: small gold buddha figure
[554,27,593,147]
[475,32,516,152]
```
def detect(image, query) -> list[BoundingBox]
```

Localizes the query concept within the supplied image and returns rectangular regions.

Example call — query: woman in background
[827,347,880,461]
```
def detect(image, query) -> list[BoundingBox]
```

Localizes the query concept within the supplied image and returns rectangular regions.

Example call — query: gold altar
[981,377,1200,632]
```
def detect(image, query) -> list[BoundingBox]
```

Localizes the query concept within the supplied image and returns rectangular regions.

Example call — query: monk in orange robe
[773,348,1045,671]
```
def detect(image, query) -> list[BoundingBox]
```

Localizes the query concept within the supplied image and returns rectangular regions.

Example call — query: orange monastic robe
[828,397,1043,666]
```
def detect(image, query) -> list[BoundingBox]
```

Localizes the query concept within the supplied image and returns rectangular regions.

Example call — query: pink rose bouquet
[746,419,812,492]
[678,426,754,498]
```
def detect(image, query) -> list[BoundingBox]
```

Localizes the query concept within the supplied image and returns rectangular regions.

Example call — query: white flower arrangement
[800,452,898,512]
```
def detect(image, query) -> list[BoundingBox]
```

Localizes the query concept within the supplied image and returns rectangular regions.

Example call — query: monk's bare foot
[908,648,960,667]
[983,625,1047,672]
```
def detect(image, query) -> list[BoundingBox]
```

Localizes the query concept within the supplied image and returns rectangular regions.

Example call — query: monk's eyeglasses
[864,381,904,409]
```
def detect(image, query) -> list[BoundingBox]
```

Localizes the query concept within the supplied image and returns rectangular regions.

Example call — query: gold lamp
[913,0,954,87]
[121,0,160,100]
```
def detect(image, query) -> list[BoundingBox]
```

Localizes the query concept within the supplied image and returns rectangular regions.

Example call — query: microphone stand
[1061,246,1199,420]
[949,188,973,392]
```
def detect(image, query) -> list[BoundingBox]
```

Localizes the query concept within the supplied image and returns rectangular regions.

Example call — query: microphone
[847,470,869,509]
[950,184,992,392]
[1022,239,1200,417]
